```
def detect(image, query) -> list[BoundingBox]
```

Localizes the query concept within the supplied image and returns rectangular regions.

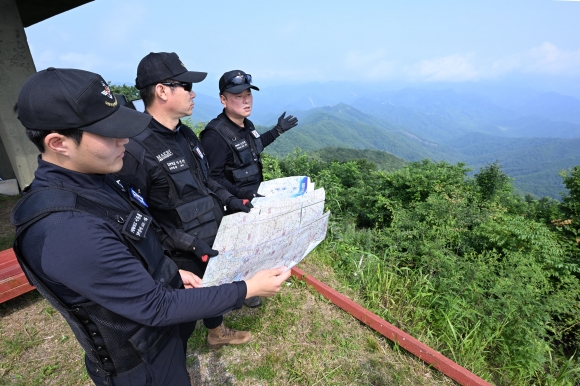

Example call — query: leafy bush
[278,150,580,385]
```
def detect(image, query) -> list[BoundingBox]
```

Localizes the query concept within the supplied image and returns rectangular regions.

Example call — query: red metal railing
[291,267,492,386]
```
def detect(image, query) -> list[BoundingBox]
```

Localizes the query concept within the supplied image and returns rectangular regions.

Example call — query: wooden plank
[0,279,35,303]
[0,248,17,264]
[291,267,492,386]
[0,249,35,303]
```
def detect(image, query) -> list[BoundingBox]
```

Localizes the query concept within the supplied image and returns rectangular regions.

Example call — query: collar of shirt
[33,156,107,190]
[148,117,184,137]
[31,156,132,210]
[219,110,249,134]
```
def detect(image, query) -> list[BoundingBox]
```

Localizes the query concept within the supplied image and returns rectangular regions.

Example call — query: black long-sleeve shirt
[201,111,279,195]
[19,158,246,327]
[115,118,233,252]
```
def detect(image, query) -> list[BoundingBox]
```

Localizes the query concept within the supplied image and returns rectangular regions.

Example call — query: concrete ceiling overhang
[16,0,93,27]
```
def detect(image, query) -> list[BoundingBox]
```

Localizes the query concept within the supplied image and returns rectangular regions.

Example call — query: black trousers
[87,326,191,386]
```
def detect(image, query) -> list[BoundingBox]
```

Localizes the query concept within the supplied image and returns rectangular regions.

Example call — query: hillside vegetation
[262,151,580,385]
[261,103,579,198]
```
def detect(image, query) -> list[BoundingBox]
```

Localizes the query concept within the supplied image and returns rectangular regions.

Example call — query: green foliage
[260,153,284,181]
[474,161,511,201]
[561,166,580,225]
[181,118,205,136]
[107,82,140,101]
[276,151,580,385]
[309,147,407,172]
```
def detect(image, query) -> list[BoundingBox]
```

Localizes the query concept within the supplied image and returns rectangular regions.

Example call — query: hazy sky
[24,0,580,96]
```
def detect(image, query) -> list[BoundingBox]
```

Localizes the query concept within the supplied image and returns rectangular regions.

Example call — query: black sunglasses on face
[159,82,193,92]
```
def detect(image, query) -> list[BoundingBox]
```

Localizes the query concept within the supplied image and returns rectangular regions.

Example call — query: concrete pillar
[0,0,39,189]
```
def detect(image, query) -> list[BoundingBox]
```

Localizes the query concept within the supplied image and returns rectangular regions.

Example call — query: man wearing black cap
[114,52,254,348]
[200,70,298,196]
[200,71,298,308]
[11,67,290,385]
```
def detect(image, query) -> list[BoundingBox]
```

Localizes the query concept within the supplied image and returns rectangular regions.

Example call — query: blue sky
[24,0,580,97]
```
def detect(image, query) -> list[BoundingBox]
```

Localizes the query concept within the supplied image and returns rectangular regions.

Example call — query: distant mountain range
[261,100,580,199]
[192,85,580,199]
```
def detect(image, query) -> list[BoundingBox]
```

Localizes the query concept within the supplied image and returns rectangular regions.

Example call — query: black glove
[227,197,254,213]
[237,189,265,200]
[274,112,298,134]
[191,238,218,263]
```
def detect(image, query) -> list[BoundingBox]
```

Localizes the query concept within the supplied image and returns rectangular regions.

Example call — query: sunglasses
[228,74,252,86]
[159,82,192,92]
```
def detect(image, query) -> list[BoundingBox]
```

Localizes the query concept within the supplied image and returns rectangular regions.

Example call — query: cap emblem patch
[101,81,114,99]
[101,81,118,107]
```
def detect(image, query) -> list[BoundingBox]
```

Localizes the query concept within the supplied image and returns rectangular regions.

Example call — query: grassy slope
[0,258,455,385]
[0,197,455,385]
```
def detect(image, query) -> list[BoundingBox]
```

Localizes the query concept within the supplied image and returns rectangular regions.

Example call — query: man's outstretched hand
[245,267,291,298]
[275,112,298,133]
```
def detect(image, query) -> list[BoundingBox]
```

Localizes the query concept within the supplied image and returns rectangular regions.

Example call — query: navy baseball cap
[219,70,260,94]
[135,52,207,90]
[17,68,151,138]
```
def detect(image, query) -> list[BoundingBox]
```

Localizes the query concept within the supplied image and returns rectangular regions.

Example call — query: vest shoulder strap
[11,186,128,231]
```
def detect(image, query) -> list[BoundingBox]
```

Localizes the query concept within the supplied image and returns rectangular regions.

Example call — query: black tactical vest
[130,126,221,246]
[202,116,264,191]
[11,180,182,378]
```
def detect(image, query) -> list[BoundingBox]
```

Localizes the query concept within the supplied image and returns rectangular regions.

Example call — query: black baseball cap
[219,70,260,94]
[17,68,151,138]
[135,52,207,89]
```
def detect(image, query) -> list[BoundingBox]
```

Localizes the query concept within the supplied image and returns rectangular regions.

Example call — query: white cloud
[493,42,580,76]
[344,49,397,80]
[405,54,480,82]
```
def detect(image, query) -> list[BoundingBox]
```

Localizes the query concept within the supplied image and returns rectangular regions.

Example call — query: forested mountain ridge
[309,147,407,172]
[261,101,579,198]
[264,103,463,163]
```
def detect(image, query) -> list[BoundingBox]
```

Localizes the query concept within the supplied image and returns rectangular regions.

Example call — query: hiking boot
[207,323,251,349]
[244,296,262,308]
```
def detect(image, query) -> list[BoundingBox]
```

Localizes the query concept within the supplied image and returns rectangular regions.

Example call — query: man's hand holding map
[202,176,330,287]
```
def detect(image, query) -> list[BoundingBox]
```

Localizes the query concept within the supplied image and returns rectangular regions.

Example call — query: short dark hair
[140,79,173,108]
[140,84,156,108]
[14,102,83,152]
[25,128,83,153]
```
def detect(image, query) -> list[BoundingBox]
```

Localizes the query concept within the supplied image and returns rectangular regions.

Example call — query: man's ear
[155,84,169,101]
[44,133,72,156]
[220,94,227,108]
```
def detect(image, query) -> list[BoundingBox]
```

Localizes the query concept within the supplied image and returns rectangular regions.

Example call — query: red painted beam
[291,267,492,386]
[0,249,35,303]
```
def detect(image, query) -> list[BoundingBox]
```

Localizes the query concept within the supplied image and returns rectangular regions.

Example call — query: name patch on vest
[193,146,204,159]
[165,157,188,173]
[234,139,249,151]
[122,210,152,240]
[251,130,260,139]
[156,150,173,162]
